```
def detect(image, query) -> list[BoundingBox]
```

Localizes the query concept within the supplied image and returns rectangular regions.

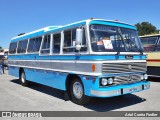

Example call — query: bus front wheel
[20,70,29,86]
[70,78,90,105]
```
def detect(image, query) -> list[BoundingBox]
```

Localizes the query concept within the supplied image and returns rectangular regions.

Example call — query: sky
[0,0,160,48]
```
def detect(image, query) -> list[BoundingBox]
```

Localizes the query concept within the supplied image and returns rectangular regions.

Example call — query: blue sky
[0,0,160,48]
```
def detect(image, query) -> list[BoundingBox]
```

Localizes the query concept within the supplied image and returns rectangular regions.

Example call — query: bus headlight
[101,78,108,86]
[140,74,144,80]
[108,77,113,85]
[143,74,148,80]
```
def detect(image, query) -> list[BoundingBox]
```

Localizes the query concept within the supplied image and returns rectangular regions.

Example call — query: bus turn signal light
[92,64,96,72]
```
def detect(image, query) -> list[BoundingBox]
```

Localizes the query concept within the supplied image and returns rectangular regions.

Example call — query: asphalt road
[0,71,160,119]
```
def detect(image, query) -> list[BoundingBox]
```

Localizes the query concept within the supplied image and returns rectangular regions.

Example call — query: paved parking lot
[0,72,160,119]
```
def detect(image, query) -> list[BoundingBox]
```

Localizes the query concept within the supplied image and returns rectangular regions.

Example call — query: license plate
[129,87,138,92]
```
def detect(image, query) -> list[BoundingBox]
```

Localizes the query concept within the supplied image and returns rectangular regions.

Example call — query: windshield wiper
[116,51,120,56]
[139,48,143,55]
[115,41,120,55]
[134,45,143,55]
[117,28,128,52]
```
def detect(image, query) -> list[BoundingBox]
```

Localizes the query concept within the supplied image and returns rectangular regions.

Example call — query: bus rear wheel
[70,78,90,105]
[20,70,29,86]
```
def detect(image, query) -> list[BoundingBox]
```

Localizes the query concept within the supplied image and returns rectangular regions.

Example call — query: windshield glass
[90,25,143,52]
[141,37,158,52]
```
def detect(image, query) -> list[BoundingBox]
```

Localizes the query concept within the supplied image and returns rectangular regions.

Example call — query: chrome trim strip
[113,74,142,85]
[89,52,146,55]
[148,75,160,77]
[102,62,147,74]
[91,89,121,97]
[8,64,102,76]
[144,84,150,89]
[8,60,146,64]
[91,83,150,97]
[8,60,146,77]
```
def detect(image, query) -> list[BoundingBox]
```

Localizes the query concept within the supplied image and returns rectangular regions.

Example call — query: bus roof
[139,34,160,38]
[10,19,136,42]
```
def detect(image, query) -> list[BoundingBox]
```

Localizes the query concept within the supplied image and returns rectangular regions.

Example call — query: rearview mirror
[76,29,83,51]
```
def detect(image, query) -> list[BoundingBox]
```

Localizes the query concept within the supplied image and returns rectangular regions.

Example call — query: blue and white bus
[8,19,150,105]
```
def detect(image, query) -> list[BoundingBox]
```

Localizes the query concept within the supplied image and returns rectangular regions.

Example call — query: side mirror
[76,29,83,51]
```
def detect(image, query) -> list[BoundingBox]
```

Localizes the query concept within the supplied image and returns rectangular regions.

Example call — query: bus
[8,19,150,105]
[140,34,160,77]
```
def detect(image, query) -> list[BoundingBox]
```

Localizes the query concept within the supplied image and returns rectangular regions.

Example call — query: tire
[70,78,90,105]
[20,70,29,86]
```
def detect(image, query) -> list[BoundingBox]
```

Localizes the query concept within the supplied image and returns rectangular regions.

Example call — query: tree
[135,22,158,36]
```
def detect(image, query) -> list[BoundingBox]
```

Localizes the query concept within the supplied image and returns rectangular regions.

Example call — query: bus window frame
[40,34,51,55]
[50,31,62,56]
[27,36,43,54]
[10,25,89,56]
[9,42,18,55]
[39,31,63,56]
[62,26,89,55]
[39,26,89,56]
[154,36,160,52]
[63,29,75,53]
[17,39,28,54]
[141,36,158,52]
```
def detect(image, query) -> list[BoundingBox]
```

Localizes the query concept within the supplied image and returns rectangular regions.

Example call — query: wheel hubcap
[73,82,83,99]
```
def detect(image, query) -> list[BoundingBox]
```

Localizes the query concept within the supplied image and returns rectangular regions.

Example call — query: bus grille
[102,62,147,74]
[114,74,142,85]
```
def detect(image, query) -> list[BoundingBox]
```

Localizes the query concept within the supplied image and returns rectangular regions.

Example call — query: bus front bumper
[90,81,150,97]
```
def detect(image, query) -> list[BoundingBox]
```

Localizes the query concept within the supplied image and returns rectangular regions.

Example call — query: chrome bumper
[91,82,150,97]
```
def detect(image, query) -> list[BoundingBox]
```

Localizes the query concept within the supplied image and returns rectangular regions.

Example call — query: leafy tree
[135,22,158,36]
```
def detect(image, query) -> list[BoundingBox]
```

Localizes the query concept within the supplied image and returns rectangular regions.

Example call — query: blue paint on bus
[89,20,137,30]
[8,54,146,60]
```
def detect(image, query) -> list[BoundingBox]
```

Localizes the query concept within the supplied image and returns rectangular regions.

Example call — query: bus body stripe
[147,59,160,62]
[8,55,146,60]
[89,20,137,30]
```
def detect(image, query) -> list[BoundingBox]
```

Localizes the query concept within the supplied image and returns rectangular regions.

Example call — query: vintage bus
[140,34,160,77]
[8,19,150,105]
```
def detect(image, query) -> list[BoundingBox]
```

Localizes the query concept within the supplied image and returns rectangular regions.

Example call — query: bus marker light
[92,64,96,72]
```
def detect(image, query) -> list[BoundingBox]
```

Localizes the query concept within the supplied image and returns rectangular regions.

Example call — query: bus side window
[53,33,61,53]
[41,35,50,54]
[28,38,35,52]
[63,28,87,53]
[35,37,42,52]
[9,42,17,54]
[17,40,28,53]
[155,39,160,51]
[141,37,157,52]
[63,30,74,53]
[28,37,42,53]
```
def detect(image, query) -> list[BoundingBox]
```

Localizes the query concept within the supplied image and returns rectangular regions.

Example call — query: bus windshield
[141,37,158,52]
[90,25,143,52]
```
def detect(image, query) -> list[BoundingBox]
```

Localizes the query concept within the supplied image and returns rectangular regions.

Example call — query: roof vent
[18,33,25,36]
